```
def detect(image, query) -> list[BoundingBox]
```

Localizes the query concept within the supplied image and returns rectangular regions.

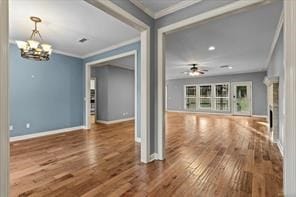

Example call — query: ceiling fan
[182,64,208,76]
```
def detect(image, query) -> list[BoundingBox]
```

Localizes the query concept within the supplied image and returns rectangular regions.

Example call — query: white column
[0,0,9,196]
[284,0,296,195]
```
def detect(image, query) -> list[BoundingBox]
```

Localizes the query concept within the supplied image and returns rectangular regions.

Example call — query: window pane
[200,98,211,108]
[215,98,229,111]
[236,86,249,112]
[186,98,196,110]
[200,85,211,97]
[215,84,229,97]
[186,86,196,97]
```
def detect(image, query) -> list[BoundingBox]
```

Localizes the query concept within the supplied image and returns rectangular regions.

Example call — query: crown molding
[129,0,155,18]
[166,69,267,80]
[155,0,203,19]
[264,9,284,69]
[82,37,140,59]
[129,0,203,19]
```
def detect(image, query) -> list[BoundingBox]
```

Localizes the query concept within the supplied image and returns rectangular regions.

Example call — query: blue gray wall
[267,29,284,147]
[166,72,267,116]
[10,44,84,137]
[91,65,135,121]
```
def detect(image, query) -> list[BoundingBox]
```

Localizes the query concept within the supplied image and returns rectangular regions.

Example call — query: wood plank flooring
[10,112,283,196]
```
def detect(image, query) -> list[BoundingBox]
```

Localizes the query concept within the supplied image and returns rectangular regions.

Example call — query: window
[199,85,212,109]
[214,83,230,111]
[184,83,230,112]
[185,85,197,110]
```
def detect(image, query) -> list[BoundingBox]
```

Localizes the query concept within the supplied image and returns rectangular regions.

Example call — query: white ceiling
[165,1,283,79]
[130,0,202,19]
[9,0,140,58]
[93,55,135,70]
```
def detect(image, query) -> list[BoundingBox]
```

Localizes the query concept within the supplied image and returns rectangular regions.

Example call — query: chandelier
[16,17,52,61]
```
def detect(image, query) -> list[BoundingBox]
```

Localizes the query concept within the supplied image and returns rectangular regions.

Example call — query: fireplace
[264,76,279,141]
[269,108,273,129]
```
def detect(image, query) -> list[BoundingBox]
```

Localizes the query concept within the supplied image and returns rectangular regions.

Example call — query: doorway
[90,78,96,124]
[232,82,252,116]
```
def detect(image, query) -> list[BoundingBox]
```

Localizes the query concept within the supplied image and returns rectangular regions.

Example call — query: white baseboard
[10,126,85,142]
[167,110,268,119]
[135,137,141,143]
[275,140,284,157]
[96,117,135,125]
[167,110,231,116]
[149,153,159,161]
[252,115,268,119]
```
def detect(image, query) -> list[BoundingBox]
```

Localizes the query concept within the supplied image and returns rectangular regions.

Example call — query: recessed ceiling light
[228,66,233,69]
[208,46,215,51]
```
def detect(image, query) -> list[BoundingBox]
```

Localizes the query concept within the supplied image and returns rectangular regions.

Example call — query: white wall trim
[252,115,268,119]
[85,50,138,141]
[100,63,135,70]
[135,137,141,143]
[167,110,267,118]
[155,0,203,19]
[129,0,155,18]
[284,1,296,195]
[157,0,265,161]
[10,126,85,142]
[264,10,284,69]
[275,140,284,157]
[158,0,264,34]
[96,117,135,125]
[129,0,203,19]
[167,69,267,80]
[82,37,140,59]
[149,153,159,161]
[0,0,9,196]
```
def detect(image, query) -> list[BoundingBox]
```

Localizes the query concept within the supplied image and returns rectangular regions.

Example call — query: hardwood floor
[10,113,283,196]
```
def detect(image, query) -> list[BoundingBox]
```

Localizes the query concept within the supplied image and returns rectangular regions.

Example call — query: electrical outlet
[9,125,13,131]
[26,123,30,129]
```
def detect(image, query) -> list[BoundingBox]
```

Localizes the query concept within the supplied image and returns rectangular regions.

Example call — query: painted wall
[10,44,84,137]
[84,41,141,138]
[91,65,135,121]
[267,29,284,148]
[166,72,267,116]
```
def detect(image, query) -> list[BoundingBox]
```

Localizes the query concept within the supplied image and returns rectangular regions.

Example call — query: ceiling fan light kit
[16,16,52,61]
[183,63,208,77]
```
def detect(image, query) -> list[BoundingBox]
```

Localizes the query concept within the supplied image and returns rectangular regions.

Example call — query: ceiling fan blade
[198,71,205,75]
[200,69,208,72]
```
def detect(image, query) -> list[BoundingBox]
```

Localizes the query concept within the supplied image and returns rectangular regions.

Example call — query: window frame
[197,83,213,110]
[184,84,197,110]
[213,82,231,112]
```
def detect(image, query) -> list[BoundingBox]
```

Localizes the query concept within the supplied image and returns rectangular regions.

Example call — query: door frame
[231,81,252,116]
[84,0,151,164]
[157,0,266,160]
[85,50,139,144]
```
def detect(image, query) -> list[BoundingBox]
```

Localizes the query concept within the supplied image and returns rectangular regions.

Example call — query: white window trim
[213,82,231,112]
[197,83,213,110]
[184,84,197,110]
